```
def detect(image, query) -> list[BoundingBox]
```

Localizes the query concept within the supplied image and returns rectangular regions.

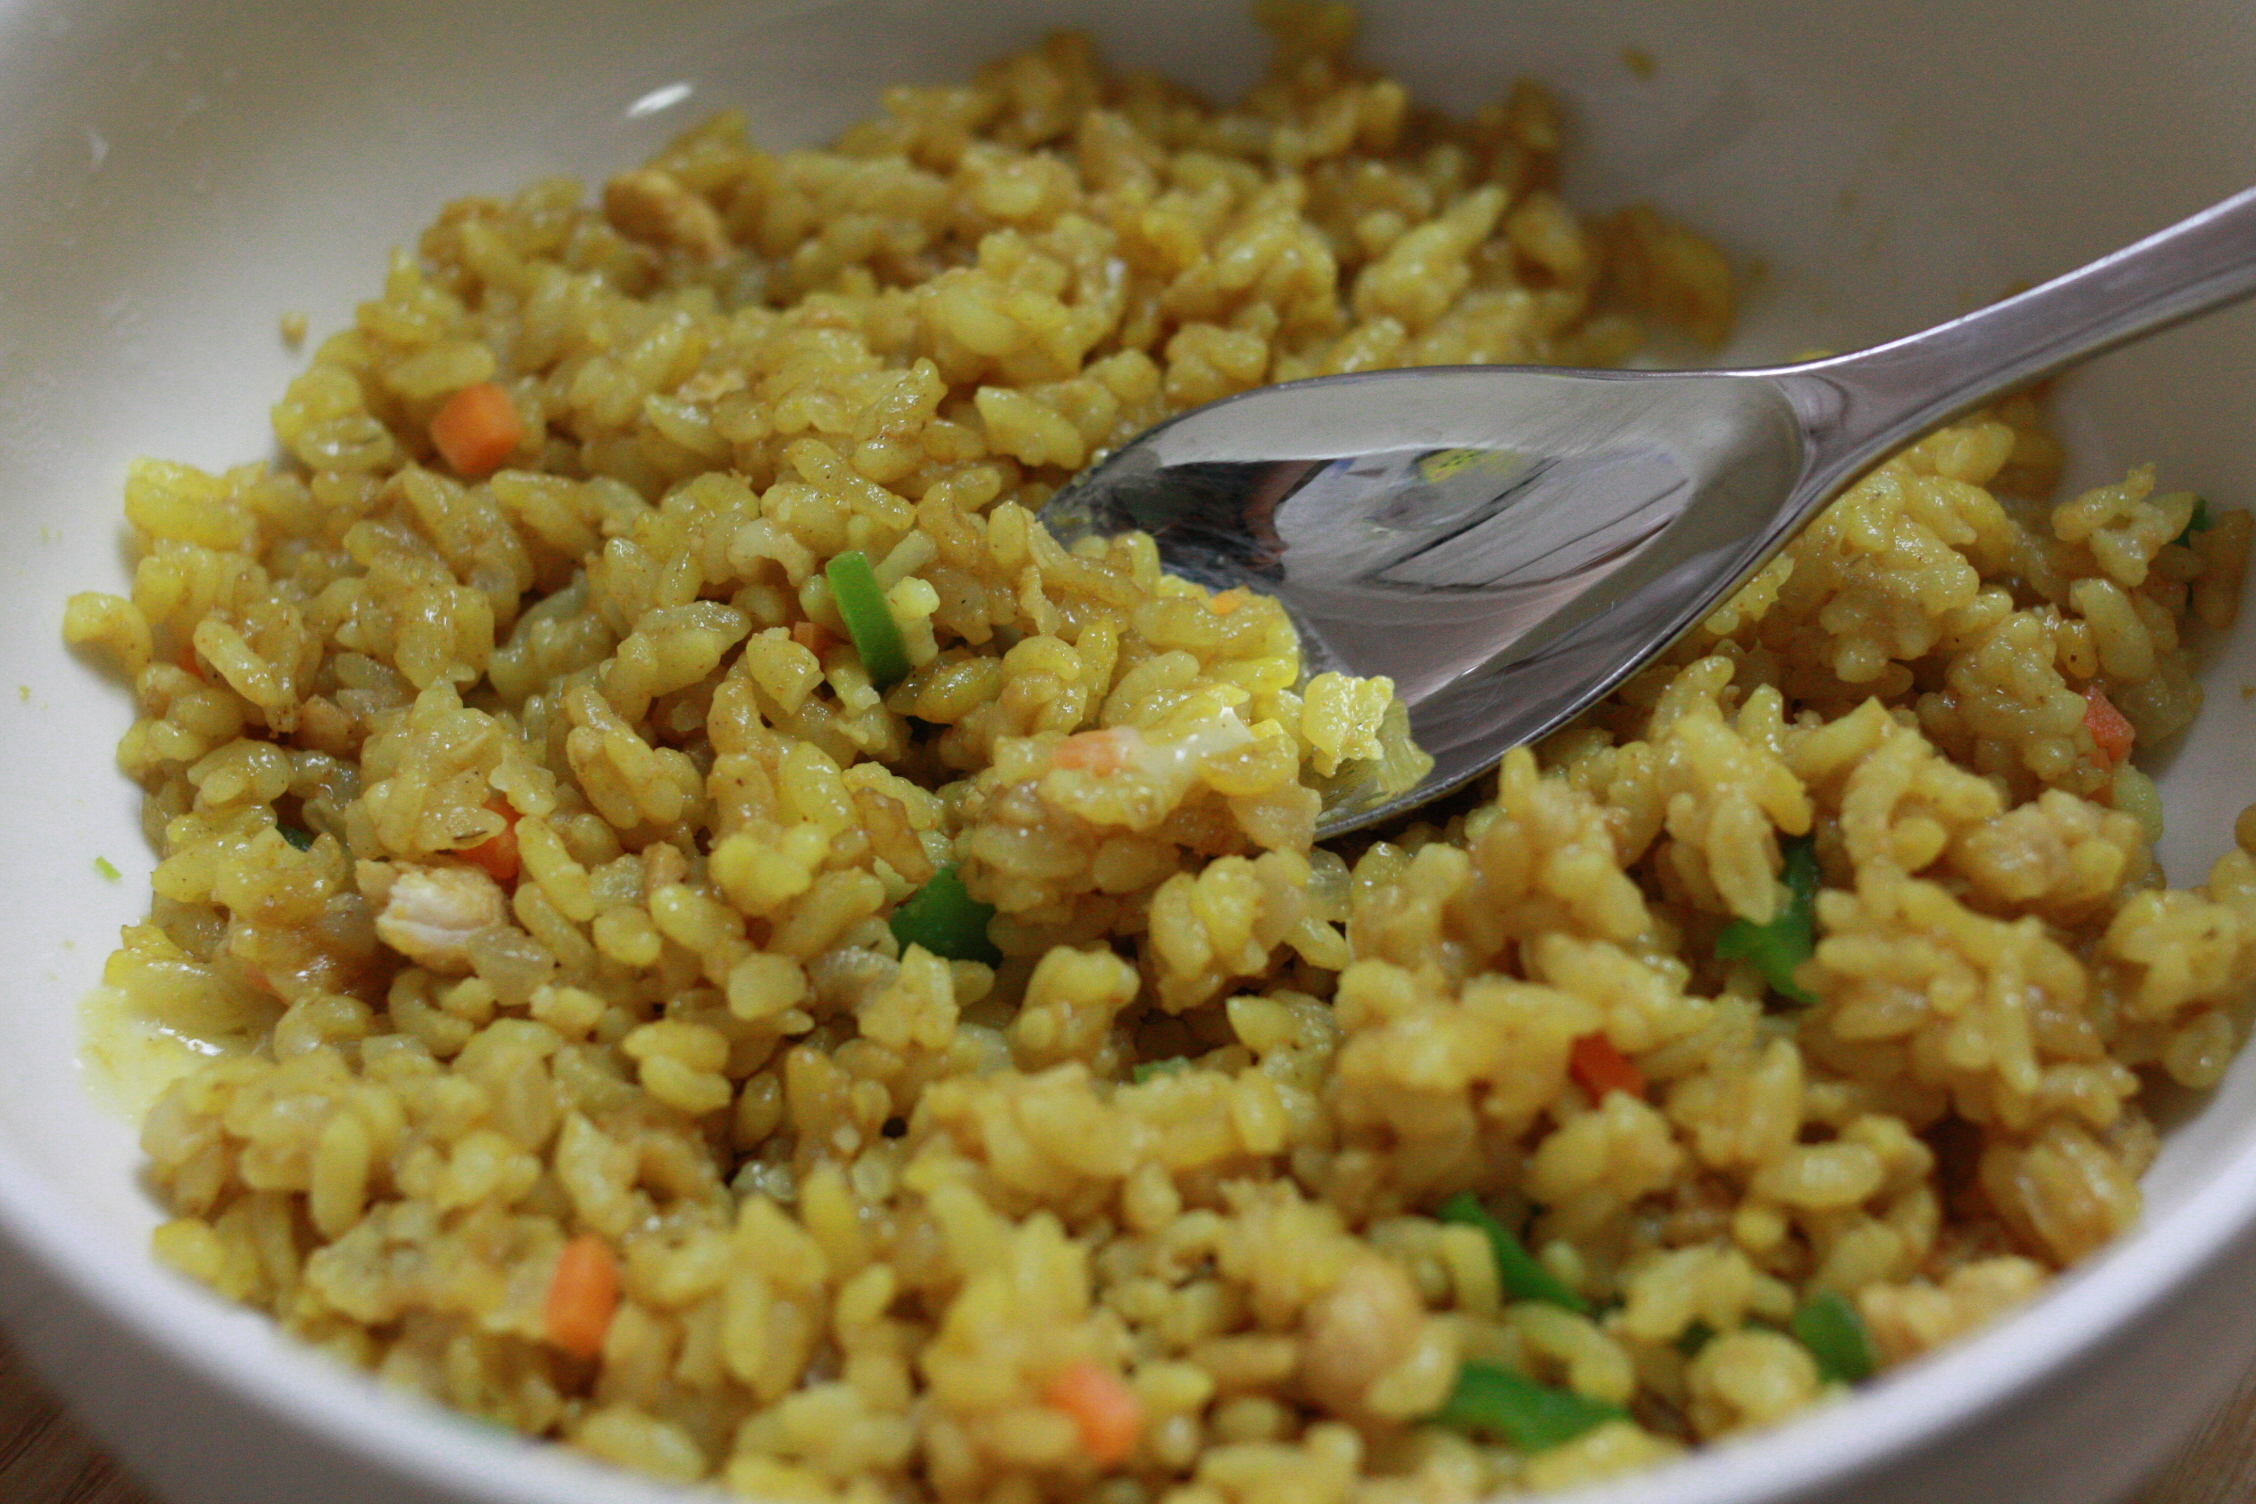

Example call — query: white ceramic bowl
[4,3,2254,1502]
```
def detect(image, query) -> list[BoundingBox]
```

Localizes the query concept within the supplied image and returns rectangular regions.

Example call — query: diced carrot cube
[1569,1032,1645,1102]
[1042,1359,1143,1467]
[430,382,525,478]
[459,797,520,884]
[544,1234,620,1360]
[2083,684,2136,766]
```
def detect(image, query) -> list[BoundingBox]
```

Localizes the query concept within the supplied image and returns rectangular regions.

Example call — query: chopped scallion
[889,863,1000,964]
[1431,1361,1626,1453]
[2175,496,2213,546]
[279,825,317,851]
[1791,1290,1877,1384]
[1715,834,1820,1005]
[1439,1191,1591,1315]
[825,550,911,689]
[93,856,121,881]
[1674,1319,1717,1357]
[1131,1057,1189,1084]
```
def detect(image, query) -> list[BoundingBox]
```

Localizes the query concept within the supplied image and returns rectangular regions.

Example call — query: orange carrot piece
[1052,728,1138,776]
[1569,1033,1645,1102]
[430,382,524,478]
[460,797,520,884]
[790,620,835,657]
[544,1234,620,1361]
[2084,684,2136,766]
[1042,1360,1144,1467]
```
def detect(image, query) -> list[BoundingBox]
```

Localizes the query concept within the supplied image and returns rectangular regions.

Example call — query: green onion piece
[889,863,1000,964]
[1431,1361,1627,1453]
[279,825,316,851]
[1791,1290,1877,1384]
[2175,496,2214,547]
[1714,834,1821,1006]
[1131,1057,1189,1084]
[1439,1192,1591,1315]
[93,856,121,881]
[825,550,911,689]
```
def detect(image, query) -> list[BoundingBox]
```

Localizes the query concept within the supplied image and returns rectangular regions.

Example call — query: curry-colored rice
[63,6,2256,1500]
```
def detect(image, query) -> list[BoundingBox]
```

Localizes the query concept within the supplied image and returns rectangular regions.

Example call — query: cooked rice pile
[62,6,2256,1500]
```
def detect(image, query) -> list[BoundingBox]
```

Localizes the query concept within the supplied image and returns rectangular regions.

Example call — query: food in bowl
[59,5,2256,1498]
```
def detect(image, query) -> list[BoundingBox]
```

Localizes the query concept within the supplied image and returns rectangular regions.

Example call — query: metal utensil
[1040,186,2256,837]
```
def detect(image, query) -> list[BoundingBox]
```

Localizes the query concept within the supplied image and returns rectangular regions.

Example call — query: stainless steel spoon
[1039,185,2256,837]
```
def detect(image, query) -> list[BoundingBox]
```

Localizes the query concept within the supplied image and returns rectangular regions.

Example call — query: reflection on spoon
[1043,183,2256,836]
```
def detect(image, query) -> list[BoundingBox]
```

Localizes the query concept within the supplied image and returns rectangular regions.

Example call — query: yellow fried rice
[60,7,2256,1500]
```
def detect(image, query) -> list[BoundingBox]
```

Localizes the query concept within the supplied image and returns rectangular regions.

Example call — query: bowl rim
[5,0,2256,1498]
[9,1083,2256,1504]
[0,1144,718,1504]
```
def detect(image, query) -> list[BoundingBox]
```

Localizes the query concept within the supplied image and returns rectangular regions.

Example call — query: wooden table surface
[5,1335,2254,1504]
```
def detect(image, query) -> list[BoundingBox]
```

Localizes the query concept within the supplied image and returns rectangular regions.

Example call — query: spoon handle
[1778,183,2256,488]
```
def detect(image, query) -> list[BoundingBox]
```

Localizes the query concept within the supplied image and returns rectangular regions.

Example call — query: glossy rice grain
[61,6,2256,1501]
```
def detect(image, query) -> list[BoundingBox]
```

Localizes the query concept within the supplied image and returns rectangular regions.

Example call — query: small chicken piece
[372,862,509,975]
[602,167,728,260]
[1052,726,1145,775]
[1299,1252,1425,1422]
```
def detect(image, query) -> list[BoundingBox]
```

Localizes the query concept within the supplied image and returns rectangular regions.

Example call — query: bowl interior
[4,1,2256,1501]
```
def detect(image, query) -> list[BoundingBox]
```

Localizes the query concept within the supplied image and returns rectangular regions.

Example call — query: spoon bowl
[1043,184,2256,835]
